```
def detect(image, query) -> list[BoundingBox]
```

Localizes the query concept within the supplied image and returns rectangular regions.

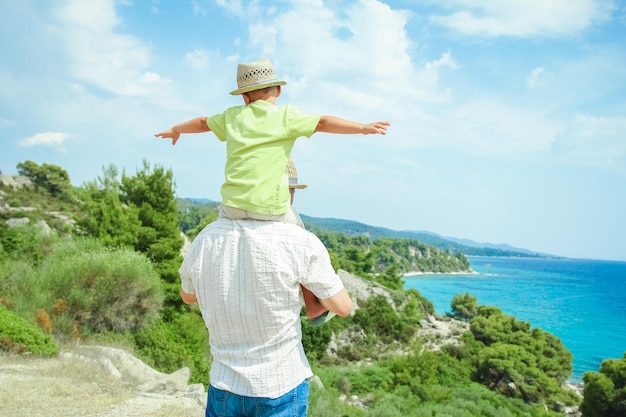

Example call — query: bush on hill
[581,353,626,417]
[0,305,59,356]
[0,229,163,340]
[444,304,579,410]
[133,310,211,385]
[37,238,164,336]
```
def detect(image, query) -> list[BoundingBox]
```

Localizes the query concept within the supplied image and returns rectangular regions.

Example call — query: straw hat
[229,58,287,95]
[287,159,307,189]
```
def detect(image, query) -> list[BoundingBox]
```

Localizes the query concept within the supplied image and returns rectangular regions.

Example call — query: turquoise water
[403,256,626,382]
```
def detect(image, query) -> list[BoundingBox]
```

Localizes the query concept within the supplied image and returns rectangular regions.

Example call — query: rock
[0,346,207,417]
[337,393,375,409]
[338,269,395,311]
[417,314,469,351]
[6,217,30,227]
[35,219,52,236]
[47,211,77,226]
[564,382,584,398]
[309,375,324,389]
[138,366,191,395]
[0,174,32,189]
[64,345,206,403]
[326,332,338,357]
[181,231,191,256]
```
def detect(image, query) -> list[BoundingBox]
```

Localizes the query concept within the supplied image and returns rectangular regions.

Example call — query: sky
[1,0,625,261]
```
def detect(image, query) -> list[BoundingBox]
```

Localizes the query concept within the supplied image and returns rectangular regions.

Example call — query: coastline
[403,270,478,277]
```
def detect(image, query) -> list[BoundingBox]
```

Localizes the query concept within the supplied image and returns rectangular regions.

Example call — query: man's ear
[275,85,282,98]
[242,92,251,104]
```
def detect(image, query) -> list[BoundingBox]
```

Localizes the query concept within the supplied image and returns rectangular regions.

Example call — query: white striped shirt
[179,218,344,398]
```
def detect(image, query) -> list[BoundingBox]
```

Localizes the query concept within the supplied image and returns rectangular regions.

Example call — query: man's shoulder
[238,219,320,242]
[194,217,233,236]
[198,218,318,240]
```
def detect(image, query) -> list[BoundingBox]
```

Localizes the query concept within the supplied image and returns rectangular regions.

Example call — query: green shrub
[301,317,333,361]
[0,260,38,309]
[0,223,56,266]
[346,365,394,394]
[33,238,163,336]
[463,305,577,409]
[365,386,423,416]
[0,305,59,356]
[133,310,211,385]
[581,353,626,417]
[384,346,440,388]
[362,383,559,417]
[353,295,415,344]
[308,382,363,417]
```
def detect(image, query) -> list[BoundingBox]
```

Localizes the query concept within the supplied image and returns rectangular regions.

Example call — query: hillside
[1,166,585,416]
[177,197,550,258]
[302,214,549,258]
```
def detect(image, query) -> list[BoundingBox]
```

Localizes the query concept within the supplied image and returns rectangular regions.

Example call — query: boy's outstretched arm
[315,116,390,135]
[154,116,210,145]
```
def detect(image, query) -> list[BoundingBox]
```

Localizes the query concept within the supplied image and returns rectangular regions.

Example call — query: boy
[155,57,390,222]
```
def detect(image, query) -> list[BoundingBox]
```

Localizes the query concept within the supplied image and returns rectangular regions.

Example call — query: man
[179,211,352,416]
[285,158,335,325]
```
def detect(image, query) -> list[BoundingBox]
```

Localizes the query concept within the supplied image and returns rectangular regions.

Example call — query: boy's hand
[154,129,181,145]
[363,121,391,135]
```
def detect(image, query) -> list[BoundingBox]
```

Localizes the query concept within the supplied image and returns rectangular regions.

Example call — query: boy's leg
[219,204,247,219]
[220,204,287,221]
[301,286,327,319]
[302,286,335,326]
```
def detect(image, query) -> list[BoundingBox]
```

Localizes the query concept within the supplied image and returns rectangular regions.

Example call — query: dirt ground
[0,347,207,417]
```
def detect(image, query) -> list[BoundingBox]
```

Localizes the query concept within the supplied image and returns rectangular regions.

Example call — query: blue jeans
[206,379,309,417]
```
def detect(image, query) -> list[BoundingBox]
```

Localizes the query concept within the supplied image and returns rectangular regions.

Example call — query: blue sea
[403,256,626,382]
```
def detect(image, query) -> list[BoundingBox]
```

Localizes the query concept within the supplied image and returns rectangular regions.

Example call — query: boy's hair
[244,85,279,101]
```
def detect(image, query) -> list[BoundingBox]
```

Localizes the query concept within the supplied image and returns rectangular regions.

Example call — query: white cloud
[526,66,545,88]
[429,0,615,37]
[18,132,70,153]
[53,0,167,97]
[557,114,626,174]
[185,49,217,70]
[191,0,206,16]
[54,0,119,31]
[228,0,457,121]
[214,0,250,18]
[141,72,163,83]
[436,100,560,157]
[262,0,414,77]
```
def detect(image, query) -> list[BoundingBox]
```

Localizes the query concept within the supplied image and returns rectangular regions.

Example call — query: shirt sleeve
[286,105,321,139]
[206,112,227,142]
[299,236,345,299]
[179,236,205,295]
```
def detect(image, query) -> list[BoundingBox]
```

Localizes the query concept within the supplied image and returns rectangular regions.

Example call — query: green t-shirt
[207,100,320,215]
